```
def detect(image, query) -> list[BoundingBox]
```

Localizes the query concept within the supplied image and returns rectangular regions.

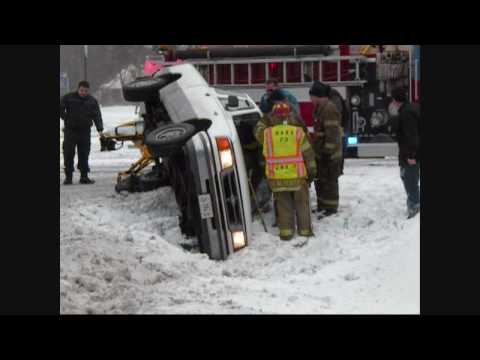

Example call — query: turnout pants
[63,129,91,175]
[275,182,313,238]
[314,157,342,211]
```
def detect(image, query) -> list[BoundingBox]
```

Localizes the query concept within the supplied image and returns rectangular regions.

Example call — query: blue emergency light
[348,136,358,146]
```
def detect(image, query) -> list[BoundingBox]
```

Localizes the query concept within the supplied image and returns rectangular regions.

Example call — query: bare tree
[60,45,151,93]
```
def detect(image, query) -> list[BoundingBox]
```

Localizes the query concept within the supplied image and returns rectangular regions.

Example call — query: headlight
[220,150,233,169]
[351,95,361,107]
[216,137,234,170]
[232,231,246,250]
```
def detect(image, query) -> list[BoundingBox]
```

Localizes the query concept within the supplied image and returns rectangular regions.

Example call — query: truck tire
[145,123,196,157]
[122,73,182,102]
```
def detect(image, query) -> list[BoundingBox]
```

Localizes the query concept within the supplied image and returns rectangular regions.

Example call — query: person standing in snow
[320,83,350,176]
[260,78,300,115]
[309,81,344,219]
[390,87,420,219]
[255,90,309,227]
[255,102,317,241]
[60,81,104,185]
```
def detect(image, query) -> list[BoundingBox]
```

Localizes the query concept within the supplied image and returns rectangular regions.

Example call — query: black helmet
[309,81,330,98]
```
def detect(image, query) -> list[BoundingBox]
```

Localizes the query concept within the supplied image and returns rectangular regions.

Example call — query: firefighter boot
[317,209,337,220]
[407,204,420,219]
[280,229,295,241]
[80,173,95,185]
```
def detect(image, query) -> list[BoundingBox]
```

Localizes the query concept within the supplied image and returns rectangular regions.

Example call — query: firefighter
[323,84,350,176]
[60,81,104,185]
[309,81,343,218]
[255,90,309,227]
[255,102,317,241]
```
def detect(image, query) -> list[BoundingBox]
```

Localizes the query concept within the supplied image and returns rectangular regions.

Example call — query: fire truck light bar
[348,137,358,146]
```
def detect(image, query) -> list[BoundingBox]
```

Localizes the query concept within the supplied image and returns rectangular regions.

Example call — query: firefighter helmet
[272,102,292,118]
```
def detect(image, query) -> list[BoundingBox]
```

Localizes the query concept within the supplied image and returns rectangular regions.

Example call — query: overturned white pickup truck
[111,64,263,260]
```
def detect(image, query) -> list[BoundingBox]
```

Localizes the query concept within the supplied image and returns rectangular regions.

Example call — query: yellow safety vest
[263,124,307,180]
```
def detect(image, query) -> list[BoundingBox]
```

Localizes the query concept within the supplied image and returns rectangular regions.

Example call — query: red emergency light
[269,63,279,72]
[144,60,163,75]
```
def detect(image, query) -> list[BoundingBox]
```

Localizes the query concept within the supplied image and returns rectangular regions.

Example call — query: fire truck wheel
[122,73,182,102]
[145,123,196,157]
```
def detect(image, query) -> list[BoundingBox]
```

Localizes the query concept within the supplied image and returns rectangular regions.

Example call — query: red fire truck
[144,45,418,158]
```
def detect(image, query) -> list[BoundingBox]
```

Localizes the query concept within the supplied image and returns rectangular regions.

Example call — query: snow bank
[60,106,419,314]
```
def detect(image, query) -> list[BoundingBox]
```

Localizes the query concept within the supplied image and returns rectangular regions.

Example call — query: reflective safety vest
[263,124,307,180]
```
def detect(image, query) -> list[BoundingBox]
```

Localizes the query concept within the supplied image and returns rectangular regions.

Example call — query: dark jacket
[60,92,103,132]
[397,102,420,166]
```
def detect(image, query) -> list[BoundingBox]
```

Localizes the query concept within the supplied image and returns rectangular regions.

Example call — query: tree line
[60,45,151,93]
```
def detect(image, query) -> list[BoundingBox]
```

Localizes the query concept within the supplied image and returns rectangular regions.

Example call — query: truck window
[217,64,232,85]
[268,62,284,82]
[232,112,262,147]
[234,64,249,85]
[313,62,320,81]
[286,62,301,83]
[303,61,313,82]
[197,65,210,83]
[232,112,261,124]
[251,63,266,84]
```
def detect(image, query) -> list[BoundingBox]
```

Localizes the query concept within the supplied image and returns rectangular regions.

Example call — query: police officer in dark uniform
[60,81,103,185]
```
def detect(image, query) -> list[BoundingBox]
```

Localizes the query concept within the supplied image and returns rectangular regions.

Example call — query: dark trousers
[314,158,342,211]
[63,129,91,175]
[400,163,420,211]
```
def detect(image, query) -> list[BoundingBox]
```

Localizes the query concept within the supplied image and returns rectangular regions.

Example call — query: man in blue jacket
[260,78,300,115]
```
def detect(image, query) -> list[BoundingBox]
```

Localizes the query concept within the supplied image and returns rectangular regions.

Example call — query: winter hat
[309,81,330,98]
[391,87,407,102]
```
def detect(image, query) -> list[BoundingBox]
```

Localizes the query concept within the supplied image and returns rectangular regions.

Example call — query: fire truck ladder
[317,55,369,87]
[172,55,370,89]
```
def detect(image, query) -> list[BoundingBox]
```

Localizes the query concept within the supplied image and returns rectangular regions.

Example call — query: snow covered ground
[60,106,420,314]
